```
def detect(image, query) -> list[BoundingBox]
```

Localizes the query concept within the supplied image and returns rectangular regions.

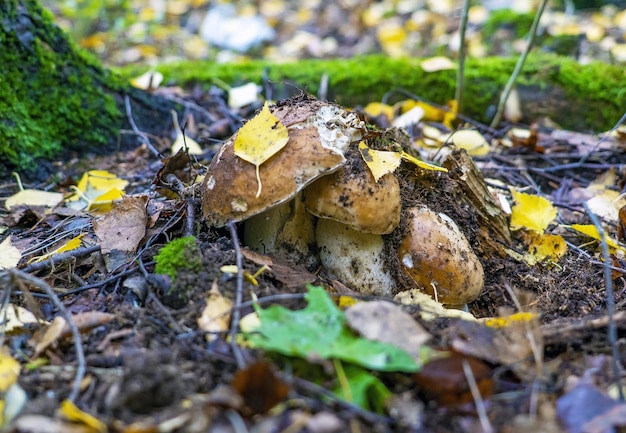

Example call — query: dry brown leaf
[93,195,148,254]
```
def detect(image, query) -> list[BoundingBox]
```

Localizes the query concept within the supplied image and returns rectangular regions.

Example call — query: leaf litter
[2,83,626,433]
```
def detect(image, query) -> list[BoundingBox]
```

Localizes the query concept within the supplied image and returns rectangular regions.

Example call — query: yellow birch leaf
[29,235,84,264]
[570,224,626,254]
[444,129,490,156]
[363,102,394,121]
[67,170,128,211]
[510,189,557,232]
[59,400,107,433]
[197,281,233,342]
[527,232,567,262]
[5,189,63,210]
[233,101,289,198]
[400,151,448,173]
[483,312,538,329]
[89,188,124,212]
[358,141,402,182]
[0,348,20,392]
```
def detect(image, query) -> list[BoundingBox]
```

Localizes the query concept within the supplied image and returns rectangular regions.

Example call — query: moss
[0,0,129,177]
[154,236,202,283]
[482,9,535,40]
[118,53,625,131]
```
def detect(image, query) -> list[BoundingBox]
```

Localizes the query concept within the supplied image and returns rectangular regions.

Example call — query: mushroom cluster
[202,95,487,306]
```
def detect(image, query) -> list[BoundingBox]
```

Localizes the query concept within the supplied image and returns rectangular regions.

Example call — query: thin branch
[462,359,493,433]
[490,0,548,128]
[124,95,161,157]
[19,245,100,274]
[228,221,246,369]
[583,202,624,401]
[455,0,470,116]
[9,269,85,403]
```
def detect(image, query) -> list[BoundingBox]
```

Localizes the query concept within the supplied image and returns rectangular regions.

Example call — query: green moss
[154,236,202,283]
[0,0,129,177]
[117,54,625,131]
[482,9,535,40]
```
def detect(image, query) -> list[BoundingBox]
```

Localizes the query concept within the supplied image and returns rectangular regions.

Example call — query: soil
[3,94,626,433]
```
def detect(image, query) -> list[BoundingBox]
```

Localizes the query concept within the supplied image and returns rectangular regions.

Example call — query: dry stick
[489,0,548,128]
[228,221,246,369]
[454,0,470,116]
[9,269,86,403]
[504,284,542,416]
[124,95,161,158]
[19,245,101,278]
[583,202,624,401]
[462,359,493,433]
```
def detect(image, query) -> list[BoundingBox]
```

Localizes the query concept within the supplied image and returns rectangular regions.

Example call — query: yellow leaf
[59,400,107,433]
[363,102,394,121]
[5,189,63,210]
[509,189,557,232]
[358,141,402,182]
[29,235,84,264]
[130,70,163,90]
[220,264,267,286]
[400,151,448,173]
[570,224,626,254]
[197,282,233,342]
[233,101,290,198]
[444,129,490,156]
[89,188,124,212]
[443,100,458,129]
[484,312,538,329]
[420,56,456,72]
[67,170,128,211]
[0,348,20,392]
[0,237,21,270]
[527,232,567,262]
[170,110,203,155]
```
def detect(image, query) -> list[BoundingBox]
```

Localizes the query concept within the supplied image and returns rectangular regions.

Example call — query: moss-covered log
[119,54,625,133]
[0,0,181,179]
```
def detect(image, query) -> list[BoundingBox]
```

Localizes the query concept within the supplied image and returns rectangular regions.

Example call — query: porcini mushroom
[305,149,402,295]
[398,205,484,305]
[202,95,366,263]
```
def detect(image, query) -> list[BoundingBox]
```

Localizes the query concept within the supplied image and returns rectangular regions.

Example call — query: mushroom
[304,151,402,295]
[397,205,484,305]
[202,95,366,262]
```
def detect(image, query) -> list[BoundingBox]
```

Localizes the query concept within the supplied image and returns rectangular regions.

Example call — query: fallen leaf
[130,69,163,90]
[0,236,21,270]
[570,224,626,254]
[363,102,394,123]
[5,189,63,211]
[228,82,260,109]
[358,141,402,182]
[4,304,41,333]
[510,189,557,232]
[392,104,425,129]
[93,195,148,254]
[197,281,233,342]
[233,101,290,198]
[444,129,490,157]
[232,361,289,414]
[67,170,128,211]
[400,151,448,173]
[394,289,476,321]
[245,285,420,372]
[0,348,20,392]
[420,56,456,72]
[334,363,391,412]
[526,231,568,263]
[345,300,431,359]
[28,235,84,264]
[59,400,107,433]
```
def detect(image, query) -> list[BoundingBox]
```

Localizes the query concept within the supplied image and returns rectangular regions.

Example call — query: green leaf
[245,285,419,373]
[334,363,392,412]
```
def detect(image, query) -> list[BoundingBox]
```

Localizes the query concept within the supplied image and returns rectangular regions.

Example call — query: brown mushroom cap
[202,96,365,227]
[398,206,484,305]
[303,153,401,235]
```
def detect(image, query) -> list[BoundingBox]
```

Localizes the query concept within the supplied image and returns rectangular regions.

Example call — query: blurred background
[41,0,626,67]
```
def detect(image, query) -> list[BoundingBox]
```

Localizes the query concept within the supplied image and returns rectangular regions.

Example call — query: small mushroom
[303,163,401,235]
[398,205,484,305]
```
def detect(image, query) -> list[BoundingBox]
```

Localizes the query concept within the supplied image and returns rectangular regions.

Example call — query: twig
[490,0,548,128]
[19,245,100,274]
[462,359,493,433]
[8,269,85,403]
[455,0,470,116]
[228,221,246,369]
[583,202,624,401]
[124,95,161,157]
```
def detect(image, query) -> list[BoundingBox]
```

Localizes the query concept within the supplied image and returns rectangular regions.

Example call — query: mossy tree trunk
[0,0,176,180]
